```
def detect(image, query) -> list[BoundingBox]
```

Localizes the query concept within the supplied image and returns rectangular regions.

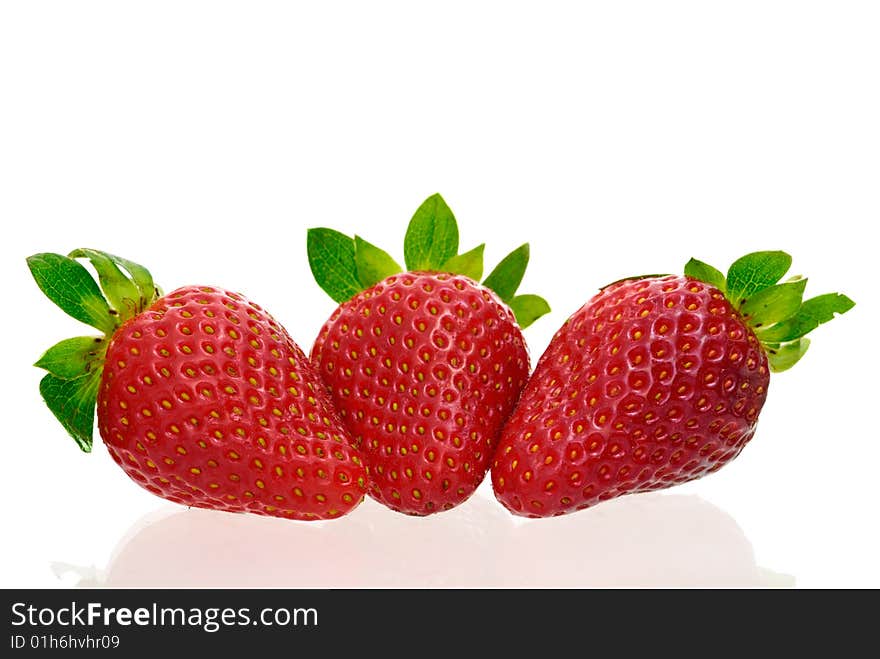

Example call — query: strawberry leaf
[403,193,459,271]
[35,336,107,380]
[69,248,143,319]
[483,243,529,303]
[765,338,811,373]
[39,370,101,452]
[509,294,551,329]
[756,293,855,343]
[102,250,160,306]
[29,248,161,452]
[441,244,485,281]
[307,228,362,304]
[304,195,550,328]
[27,253,118,334]
[684,258,726,292]
[740,277,808,328]
[726,251,792,308]
[354,236,402,288]
[690,251,853,370]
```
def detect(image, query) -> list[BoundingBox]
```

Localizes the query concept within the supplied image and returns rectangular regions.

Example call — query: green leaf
[39,371,102,452]
[403,193,459,271]
[756,293,855,343]
[441,244,485,281]
[740,277,808,328]
[307,228,362,304]
[766,338,811,373]
[69,249,142,319]
[354,236,402,288]
[726,251,792,308]
[35,336,107,380]
[102,250,159,305]
[27,253,117,334]
[509,294,551,329]
[684,258,726,292]
[483,243,529,303]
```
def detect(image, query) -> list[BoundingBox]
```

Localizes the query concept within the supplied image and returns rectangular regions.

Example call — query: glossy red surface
[311,272,530,515]
[492,276,770,517]
[98,286,367,521]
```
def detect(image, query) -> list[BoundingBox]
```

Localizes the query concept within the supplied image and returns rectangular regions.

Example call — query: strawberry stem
[684,251,854,372]
[27,249,160,451]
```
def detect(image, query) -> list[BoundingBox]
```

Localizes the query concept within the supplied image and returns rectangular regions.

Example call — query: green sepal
[684,258,726,293]
[306,228,362,304]
[755,293,855,343]
[739,277,808,328]
[68,249,143,319]
[354,236,402,289]
[483,243,529,303]
[102,250,160,306]
[35,336,107,380]
[441,244,485,281]
[403,193,459,271]
[509,294,551,329]
[765,338,811,373]
[726,251,792,307]
[685,250,853,373]
[39,370,102,452]
[29,248,159,451]
[27,253,118,334]
[306,194,550,329]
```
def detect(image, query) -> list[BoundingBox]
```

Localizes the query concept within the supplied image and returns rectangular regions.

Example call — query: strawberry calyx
[27,249,161,451]
[684,251,854,372]
[306,193,551,328]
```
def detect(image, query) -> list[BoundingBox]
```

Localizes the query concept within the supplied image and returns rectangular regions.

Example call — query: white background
[1,1,877,588]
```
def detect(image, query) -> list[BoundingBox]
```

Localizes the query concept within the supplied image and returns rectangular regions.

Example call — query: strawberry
[28,249,367,521]
[492,251,853,517]
[306,193,550,515]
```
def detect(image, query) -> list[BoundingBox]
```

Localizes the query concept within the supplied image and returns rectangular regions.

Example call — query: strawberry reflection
[499,494,792,587]
[58,491,791,587]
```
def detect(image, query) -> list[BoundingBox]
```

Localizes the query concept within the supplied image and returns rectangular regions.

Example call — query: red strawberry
[306,194,549,514]
[29,249,366,521]
[492,251,853,517]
